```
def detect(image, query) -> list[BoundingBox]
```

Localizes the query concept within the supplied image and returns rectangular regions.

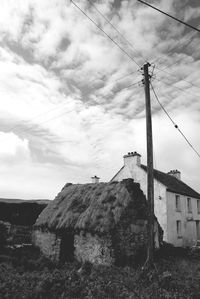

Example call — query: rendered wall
[167,191,200,246]
[33,229,61,261]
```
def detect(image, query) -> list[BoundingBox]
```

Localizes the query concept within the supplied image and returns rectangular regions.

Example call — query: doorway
[60,232,74,262]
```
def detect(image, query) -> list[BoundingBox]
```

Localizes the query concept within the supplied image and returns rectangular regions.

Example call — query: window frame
[187,197,192,213]
[197,200,200,214]
[175,195,181,212]
[176,220,182,238]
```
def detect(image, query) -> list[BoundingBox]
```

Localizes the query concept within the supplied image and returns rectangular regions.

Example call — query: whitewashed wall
[167,192,200,246]
[112,162,168,242]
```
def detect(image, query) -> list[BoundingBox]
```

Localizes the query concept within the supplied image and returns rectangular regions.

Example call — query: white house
[111,151,200,247]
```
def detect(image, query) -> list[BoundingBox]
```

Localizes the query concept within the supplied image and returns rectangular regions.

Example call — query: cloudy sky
[0,0,199,199]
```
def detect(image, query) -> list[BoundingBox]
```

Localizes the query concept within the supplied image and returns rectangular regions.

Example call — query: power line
[5,100,72,134]
[150,81,200,159]
[137,0,200,33]
[154,37,198,75]
[6,69,140,135]
[155,65,200,91]
[155,77,199,99]
[152,31,197,66]
[7,79,141,137]
[71,0,140,67]
[108,69,140,83]
[87,0,147,64]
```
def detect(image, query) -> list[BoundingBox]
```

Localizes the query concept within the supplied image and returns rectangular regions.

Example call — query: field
[0,246,200,299]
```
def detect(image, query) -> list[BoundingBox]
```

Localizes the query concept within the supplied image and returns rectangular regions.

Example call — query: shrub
[0,221,8,250]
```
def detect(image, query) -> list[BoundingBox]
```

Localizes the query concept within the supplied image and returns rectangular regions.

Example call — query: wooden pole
[143,62,154,266]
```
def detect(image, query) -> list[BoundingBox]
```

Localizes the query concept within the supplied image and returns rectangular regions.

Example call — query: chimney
[123,151,141,167]
[91,175,100,184]
[167,169,181,180]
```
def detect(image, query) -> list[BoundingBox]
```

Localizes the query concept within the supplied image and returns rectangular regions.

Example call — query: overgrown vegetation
[0,245,200,298]
[0,221,8,250]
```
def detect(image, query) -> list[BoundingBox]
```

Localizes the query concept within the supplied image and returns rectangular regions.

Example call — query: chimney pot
[123,151,141,166]
[91,175,100,184]
[167,169,181,180]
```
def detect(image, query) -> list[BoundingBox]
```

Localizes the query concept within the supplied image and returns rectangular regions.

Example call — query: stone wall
[1,221,32,246]
[112,219,148,265]
[74,232,114,265]
[8,225,32,245]
[32,229,61,261]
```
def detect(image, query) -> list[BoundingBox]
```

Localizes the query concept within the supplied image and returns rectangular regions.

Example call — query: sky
[0,0,200,199]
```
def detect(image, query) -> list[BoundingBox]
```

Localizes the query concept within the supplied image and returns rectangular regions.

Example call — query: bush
[0,246,200,298]
[0,221,8,250]
[156,242,190,259]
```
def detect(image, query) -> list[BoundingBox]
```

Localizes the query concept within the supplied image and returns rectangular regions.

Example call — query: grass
[0,246,200,298]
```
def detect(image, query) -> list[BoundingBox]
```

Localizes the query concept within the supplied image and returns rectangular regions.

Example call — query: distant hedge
[0,202,47,225]
[0,221,8,249]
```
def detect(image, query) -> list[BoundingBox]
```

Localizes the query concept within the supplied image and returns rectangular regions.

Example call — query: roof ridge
[140,164,200,199]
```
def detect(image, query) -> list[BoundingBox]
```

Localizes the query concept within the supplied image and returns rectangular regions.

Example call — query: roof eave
[166,188,200,199]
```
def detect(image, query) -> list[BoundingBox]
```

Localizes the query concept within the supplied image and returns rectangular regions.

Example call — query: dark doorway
[60,232,74,262]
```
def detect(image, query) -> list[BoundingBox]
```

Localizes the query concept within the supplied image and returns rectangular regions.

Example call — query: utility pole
[143,62,154,267]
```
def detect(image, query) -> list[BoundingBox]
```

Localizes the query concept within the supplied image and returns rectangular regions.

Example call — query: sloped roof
[140,165,200,199]
[111,166,125,181]
[35,179,148,233]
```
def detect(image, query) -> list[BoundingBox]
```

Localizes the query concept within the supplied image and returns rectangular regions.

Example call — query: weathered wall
[112,163,168,242]
[167,191,200,246]
[1,221,32,245]
[8,225,32,245]
[32,229,61,261]
[112,196,160,265]
[112,219,147,265]
[74,204,161,266]
[74,232,114,265]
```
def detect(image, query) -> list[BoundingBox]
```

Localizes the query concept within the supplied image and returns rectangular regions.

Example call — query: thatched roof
[35,179,148,233]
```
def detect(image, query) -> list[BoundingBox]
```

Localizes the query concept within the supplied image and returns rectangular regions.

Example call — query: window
[187,198,192,213]
[176,220,182,238]
[175,195,181,212]
[196,221,200,240]
[197,200,200,214]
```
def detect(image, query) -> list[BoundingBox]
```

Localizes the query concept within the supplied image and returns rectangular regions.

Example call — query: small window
[187,198,192,213]
[175,195,181,212]
[197,200,200,214]
[176,220,182,238]
[196,221,200,239]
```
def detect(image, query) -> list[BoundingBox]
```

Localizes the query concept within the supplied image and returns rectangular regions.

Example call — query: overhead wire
[154,77,200,98]
[154,46,197,76]
[137,0,200,77]
[152,31,197,66]
[137,0,200,33]
[87,0,147,64]
[150,81,200,159]
[70,0,140,67]
[6,69,140,135]
[7,79,141,138]
[154,65,200,91]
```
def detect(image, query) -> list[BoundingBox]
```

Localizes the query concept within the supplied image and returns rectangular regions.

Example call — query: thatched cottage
[33,179,162,265]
